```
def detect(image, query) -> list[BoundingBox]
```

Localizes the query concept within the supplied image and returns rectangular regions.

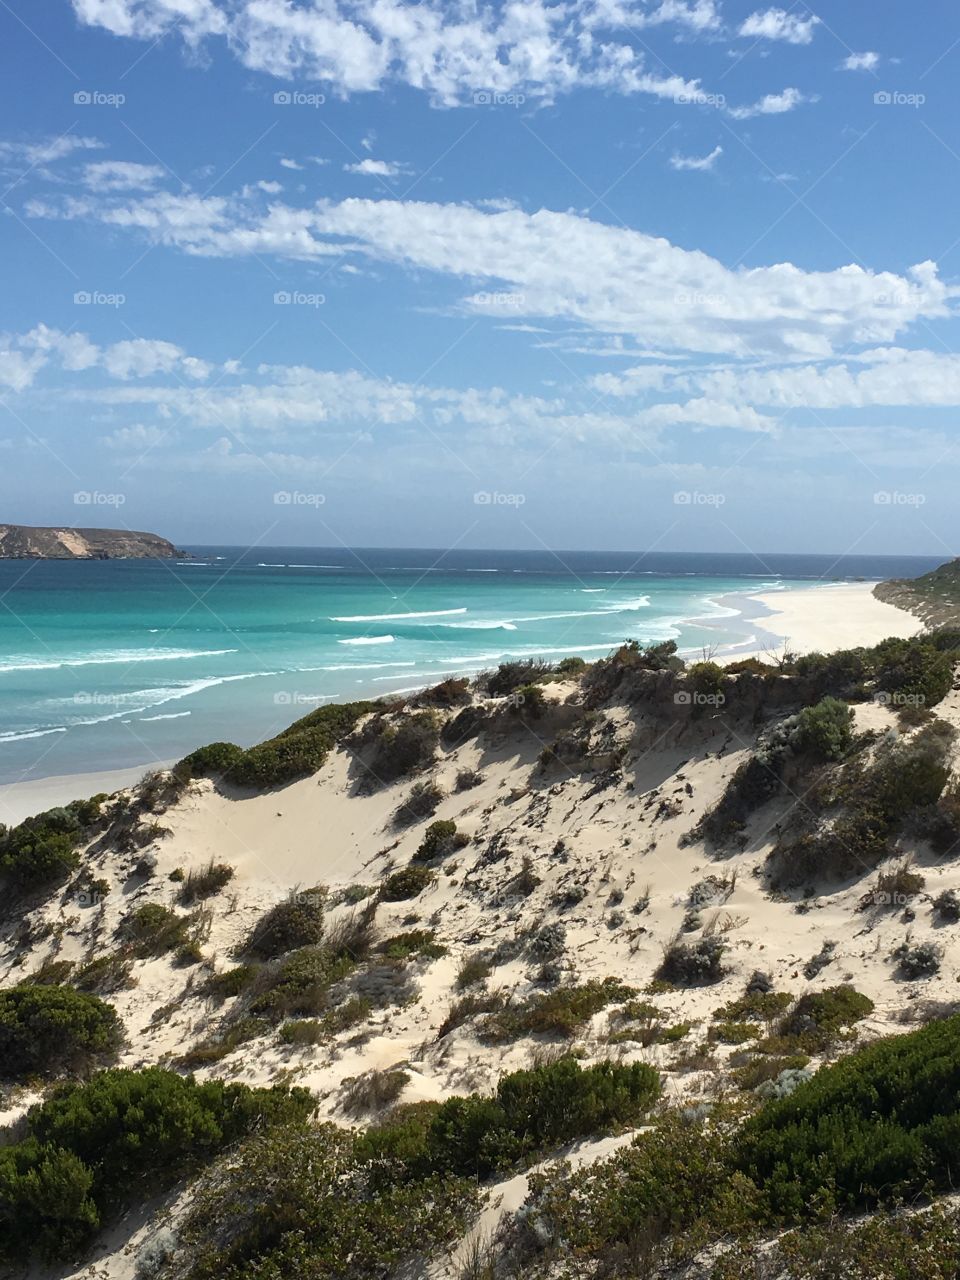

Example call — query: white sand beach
[736,581,922,660]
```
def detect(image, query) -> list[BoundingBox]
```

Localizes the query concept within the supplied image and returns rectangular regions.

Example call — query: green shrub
[658,935,727,985]
[342,1067,410,1117]
[203,964,256,999]
[0,1067,313,1261]
[0,985,122,1079]
[794,697,855,761]
[873,638,953,708]
[513,683,547,717]
[244,888,326,959]
[381,864,436,901]
[456,954,492,989]
[480,978,636,1041]
[413,819,462,862]
[0,798,104,889]
[180,702,377,789]
[249,946,354,1020]
[178,860,234,904]
[394,779,444,825]
[369,712,441,781]
[714,991,792,1023]
[118,902,188,956]
[486,659,554,696]
[381,930,447,960]
[72,952,134,995]
[736,1012,960,1218]
[176,1123,480,1280]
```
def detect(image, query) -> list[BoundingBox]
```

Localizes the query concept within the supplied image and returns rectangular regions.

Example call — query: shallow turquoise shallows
[0,547,940,784]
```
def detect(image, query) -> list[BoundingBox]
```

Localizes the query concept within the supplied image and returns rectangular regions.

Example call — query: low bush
[0,798,104,889]
[456,954,492,989]
[394,779,444,825]
[934,888,960,921]
[480,978,635,1041]
[381,863,436,901]
[249,946,354,1020]
[486,659,554,697]
[736,1012,960,1218]
[179,701,377,789]
[118,902,189,956]
[380,929,447,961]
[341,1067,409,1117]
[455,767,483,791]
[72,952,134,995]
[369,712,441,782]
[414,677,471,709]
[794,697,855,761]
[175,1122,480,1280]
[437,990,506,1039]
[0,984,122,1080]
[0,1067,313,1262]
[713,991,792,1023]
[413,819,465,862]
[178,860,234,904]
[893,940,942,978]
[776,986,874,1050]
[658,935,727,985]
[243,887,326,959]
[202,964,257,999]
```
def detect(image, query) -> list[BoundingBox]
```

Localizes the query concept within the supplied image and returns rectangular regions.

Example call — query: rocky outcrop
[0,524,183,560]
[875,558,960,628]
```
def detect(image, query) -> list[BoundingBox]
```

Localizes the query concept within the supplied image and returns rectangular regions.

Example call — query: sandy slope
[745,582,923,655]
[5,666,960,1278]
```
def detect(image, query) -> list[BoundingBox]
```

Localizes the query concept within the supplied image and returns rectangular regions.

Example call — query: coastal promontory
[0,524,182,560]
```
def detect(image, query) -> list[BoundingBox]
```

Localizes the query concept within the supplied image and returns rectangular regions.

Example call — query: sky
[0,0,959,557]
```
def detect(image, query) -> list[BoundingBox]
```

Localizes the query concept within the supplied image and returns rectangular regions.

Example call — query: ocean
[0,548,941,785]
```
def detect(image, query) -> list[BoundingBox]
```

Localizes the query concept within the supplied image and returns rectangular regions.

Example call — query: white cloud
[0,134,104,169]
[83,160,167,191]
[69,0,714,106]
[842,51,879,72]
[738,7,820,44]
[344,158,407,177]
[670,144,722,171]
[27,192,953,359]
[0,326,213,390]
[279,157,303,170]
[101,422,174,449]
[728,86,811,119]
[257,179,283,193]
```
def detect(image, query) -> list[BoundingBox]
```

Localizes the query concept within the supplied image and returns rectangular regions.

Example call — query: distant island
[0,524,183,560]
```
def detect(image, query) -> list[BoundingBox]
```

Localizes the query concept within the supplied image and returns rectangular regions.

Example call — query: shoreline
[0,582,921,818]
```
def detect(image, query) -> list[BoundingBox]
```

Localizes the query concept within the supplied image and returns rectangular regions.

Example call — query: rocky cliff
[0,524,182,559]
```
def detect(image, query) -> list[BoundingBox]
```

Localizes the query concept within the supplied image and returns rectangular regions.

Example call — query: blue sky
[1,0,959,557]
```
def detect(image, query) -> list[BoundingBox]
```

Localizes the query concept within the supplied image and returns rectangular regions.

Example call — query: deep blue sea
[0,548,942,785]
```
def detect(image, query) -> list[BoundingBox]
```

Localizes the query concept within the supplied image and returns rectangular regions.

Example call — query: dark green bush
[244,888,326,959]
[872,638,953,709]
[658,935,727,985]
[795,697,855,761]
[381,864,436,901]
[413,819,461,861]
[0,798,104,889]
[369,712,441,781]
[248,946,354,1020]
[178,860,234,904]
[480,978,636,1041]
[486,659,554,696]
[736,1012,960,1218]
[0,985,122,1079]
[118,902,188,956]
[180,702,377,789]
[0,1067,313,1262]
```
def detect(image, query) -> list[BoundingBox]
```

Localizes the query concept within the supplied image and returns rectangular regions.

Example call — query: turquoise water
[0,548,941,784]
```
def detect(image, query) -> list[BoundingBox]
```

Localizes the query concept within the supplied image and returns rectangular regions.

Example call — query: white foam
[442,620,518,631]
[0,648,238,674]
[139,711,192,722]
[0,727,68,743]
[337,635,396,646]
[331,608,467,622]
